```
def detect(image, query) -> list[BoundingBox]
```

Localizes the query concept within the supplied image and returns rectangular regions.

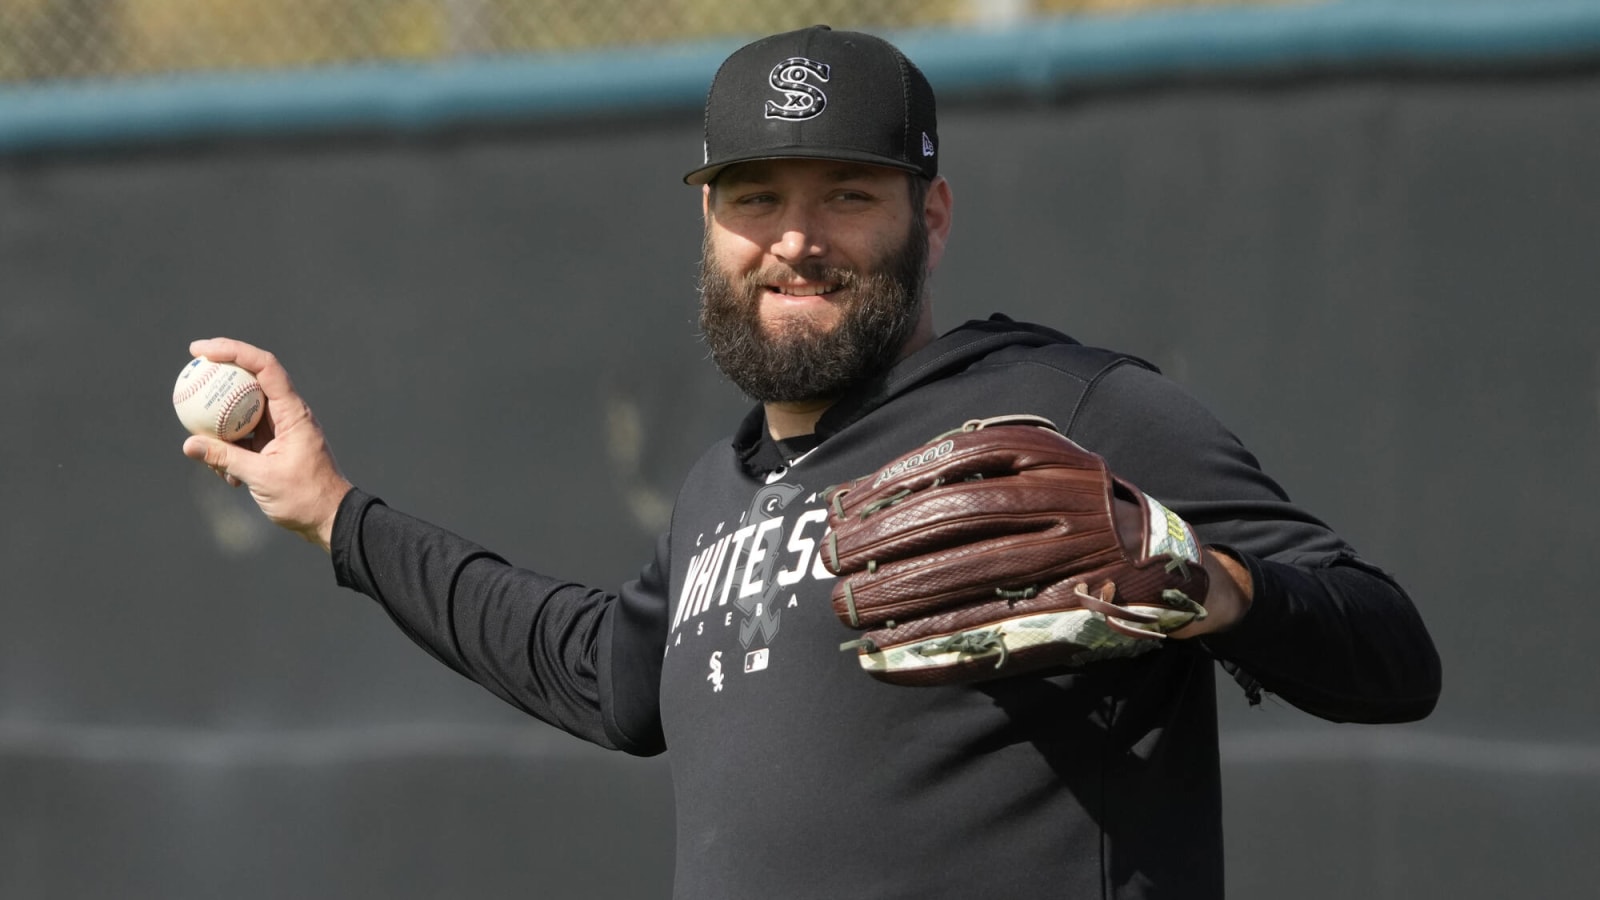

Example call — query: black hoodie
[333,316,1440,899]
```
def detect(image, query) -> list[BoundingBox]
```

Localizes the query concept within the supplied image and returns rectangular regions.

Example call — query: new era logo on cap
[684,25,939,185]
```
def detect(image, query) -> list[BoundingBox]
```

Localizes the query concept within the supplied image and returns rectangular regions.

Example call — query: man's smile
[768,281,840,297]
[764,280,846,306]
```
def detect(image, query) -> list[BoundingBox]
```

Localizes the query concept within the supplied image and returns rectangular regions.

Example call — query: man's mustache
[742,263,861,292]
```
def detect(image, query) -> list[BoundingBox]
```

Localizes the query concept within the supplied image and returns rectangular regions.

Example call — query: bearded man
[183,25,1439,900]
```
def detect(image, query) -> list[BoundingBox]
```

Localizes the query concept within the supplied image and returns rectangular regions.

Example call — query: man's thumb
[182,435,254,483]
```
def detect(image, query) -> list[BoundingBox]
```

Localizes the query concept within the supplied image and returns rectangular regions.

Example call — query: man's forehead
[715,159,905,187]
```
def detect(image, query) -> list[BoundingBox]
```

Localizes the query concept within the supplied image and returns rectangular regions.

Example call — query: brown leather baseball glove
[821,415,1210,686]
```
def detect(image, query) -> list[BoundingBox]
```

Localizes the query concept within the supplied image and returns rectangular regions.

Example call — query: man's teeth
[774,284,837,296]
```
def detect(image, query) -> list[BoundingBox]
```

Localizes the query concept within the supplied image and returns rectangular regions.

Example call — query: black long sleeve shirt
[333,317,1440,899]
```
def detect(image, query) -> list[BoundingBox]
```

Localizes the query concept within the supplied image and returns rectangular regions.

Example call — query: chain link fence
[0,0,1279,84]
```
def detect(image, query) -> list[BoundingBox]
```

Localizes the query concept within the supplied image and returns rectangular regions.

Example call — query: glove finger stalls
[826,475,1108,572]
[831,523,1124,627]
[831,426,1104,521]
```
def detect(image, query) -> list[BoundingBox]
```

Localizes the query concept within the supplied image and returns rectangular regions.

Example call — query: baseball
[173,356,265,441]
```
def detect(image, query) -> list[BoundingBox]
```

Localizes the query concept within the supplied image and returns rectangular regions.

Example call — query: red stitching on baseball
[215,380,262,438]
[173,360,218,405]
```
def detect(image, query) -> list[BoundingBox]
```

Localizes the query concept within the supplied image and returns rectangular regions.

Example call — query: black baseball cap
[683,25,938,185]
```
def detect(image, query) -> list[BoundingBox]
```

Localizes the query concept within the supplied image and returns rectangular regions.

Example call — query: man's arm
[1070,362,1442,724]
[333,491,669,754]
[178,337,669,754]
[1198,550,1438,723]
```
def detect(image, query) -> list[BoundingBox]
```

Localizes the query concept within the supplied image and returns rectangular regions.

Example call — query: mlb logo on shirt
[744,648,770,673]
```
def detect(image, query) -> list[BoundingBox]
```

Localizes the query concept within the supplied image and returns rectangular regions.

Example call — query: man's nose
[771,209,826,263]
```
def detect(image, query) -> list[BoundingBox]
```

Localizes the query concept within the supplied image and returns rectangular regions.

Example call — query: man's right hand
[180,338,353,552]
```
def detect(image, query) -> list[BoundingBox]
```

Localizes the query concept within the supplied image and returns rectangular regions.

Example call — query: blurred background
[2,0,1598,896]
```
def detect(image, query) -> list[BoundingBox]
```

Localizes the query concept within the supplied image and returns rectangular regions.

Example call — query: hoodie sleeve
[329,488,669,755]
[1065,361,1441,724]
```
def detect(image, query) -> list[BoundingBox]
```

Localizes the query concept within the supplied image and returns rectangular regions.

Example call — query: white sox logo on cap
[765,57,829,121]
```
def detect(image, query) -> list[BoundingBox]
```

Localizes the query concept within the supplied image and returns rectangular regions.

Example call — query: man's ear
[702,184,712,222]
[924,176,954,271]
[928,176,947,269]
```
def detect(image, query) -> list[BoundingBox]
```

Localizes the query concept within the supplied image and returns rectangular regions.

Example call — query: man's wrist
[1173,547,1254,638]
[311,479,355,553]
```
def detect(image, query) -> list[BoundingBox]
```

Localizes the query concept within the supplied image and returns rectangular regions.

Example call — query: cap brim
[683,148,926,185]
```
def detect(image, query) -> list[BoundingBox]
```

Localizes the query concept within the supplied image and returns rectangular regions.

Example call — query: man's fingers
[189,337,306,421]
[189,337,268,370]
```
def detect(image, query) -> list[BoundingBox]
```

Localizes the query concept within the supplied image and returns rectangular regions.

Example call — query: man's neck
[764,398,834,441]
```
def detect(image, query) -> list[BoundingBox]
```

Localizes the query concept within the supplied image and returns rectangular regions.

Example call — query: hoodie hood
[732,314,1083,476]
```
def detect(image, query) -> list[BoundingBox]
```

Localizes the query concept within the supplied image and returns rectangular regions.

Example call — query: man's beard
[697,220,928,404]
